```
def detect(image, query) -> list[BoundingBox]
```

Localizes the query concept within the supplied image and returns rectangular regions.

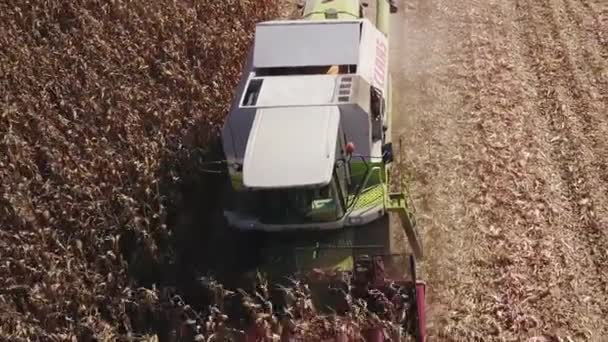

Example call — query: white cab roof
[253,20,361,68]
[243,106,340,189]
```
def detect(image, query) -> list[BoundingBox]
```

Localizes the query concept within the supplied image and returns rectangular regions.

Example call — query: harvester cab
[221,0,421,274]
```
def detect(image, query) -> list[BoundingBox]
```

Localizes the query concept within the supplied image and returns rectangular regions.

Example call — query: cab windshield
[238,180,344,224]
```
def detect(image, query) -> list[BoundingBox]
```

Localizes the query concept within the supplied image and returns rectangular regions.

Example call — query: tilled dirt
[391,0,607,340]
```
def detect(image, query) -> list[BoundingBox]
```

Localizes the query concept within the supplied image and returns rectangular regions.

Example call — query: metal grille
[354,184,384,210]
[336,76,352,102]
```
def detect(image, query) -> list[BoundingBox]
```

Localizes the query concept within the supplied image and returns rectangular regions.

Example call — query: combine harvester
[221,0,425,340]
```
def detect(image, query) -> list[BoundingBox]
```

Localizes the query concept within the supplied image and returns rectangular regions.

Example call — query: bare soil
[391,0,608,340]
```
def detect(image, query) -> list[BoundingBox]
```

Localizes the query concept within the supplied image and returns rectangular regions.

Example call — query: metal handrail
[303,10,359,19]
[294,244,384,251]
[346,165,383,213]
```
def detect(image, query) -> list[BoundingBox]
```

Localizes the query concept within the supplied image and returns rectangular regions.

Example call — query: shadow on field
[115,127,266,335]
[160,135,265,288]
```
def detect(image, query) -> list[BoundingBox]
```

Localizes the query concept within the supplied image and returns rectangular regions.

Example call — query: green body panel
[376,0,391,36]
[259,228,358,279]
[387,74,393,140]
[294,243,354,272]
[303,0,361,20]
[350,161,386,186]
[230,173,243,191]
[347,161,387,211]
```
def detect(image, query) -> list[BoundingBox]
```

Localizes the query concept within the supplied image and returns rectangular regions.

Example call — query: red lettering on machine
[373,38,387,90]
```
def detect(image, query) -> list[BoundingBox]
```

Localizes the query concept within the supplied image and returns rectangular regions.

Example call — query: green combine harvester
[223,0,421,265]
[220,0,425,340]
[222,0,421,277]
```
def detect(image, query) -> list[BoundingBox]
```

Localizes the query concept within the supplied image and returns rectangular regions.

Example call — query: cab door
[334,125,354,209]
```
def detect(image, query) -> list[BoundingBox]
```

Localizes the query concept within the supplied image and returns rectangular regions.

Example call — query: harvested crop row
[393,0,607,340]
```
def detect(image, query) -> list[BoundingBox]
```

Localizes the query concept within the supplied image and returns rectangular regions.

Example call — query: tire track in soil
[456,5,515,339]
[460,1,569,339]
[456,0,608,338]
[421,0,512,339]
[516,0,608,336]
[401,0,466,337]
[563,0,608,94]
[575,0,608,52]
[391,0,485,339]
[395,0,608,338]
[553,0,608,228]
[540,0,608,269]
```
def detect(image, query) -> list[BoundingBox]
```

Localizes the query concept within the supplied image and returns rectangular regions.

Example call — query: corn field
[0,1,277,340]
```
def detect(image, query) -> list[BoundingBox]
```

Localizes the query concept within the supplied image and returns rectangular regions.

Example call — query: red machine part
[415,281,426,342]
[345,142,356,155]
[363,328,386,342]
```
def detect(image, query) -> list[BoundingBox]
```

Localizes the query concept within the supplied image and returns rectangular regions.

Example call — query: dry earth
[391,0,608,340]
